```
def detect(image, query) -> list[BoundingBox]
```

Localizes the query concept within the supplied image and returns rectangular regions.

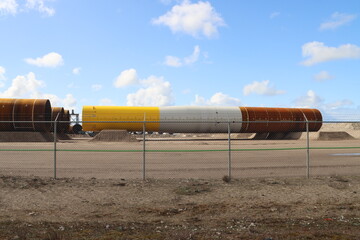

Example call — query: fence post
[142,116,146,181]
[306,119,310,179]
[228,122,232,180]
[53,118,57,179]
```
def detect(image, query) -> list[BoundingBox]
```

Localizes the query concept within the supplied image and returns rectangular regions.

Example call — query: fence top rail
[0,120,358,124]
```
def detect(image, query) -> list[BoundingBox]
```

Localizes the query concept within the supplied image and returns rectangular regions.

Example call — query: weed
[222,175,231,183]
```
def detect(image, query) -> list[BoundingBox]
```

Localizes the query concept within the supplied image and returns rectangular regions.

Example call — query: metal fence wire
[0,120,359,180]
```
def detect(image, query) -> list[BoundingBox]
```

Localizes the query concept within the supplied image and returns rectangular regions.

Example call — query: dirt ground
[1,138,360,179]
[0,175,360,240]
[1,125,360,239]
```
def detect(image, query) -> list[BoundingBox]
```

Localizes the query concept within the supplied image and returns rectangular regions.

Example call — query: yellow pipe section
[82,106,160,132]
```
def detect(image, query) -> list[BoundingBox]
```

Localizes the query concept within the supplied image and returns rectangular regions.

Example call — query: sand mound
[319,123,360,139]
[300,131,356,140]
[318,131,355,140]
[91,130,138,142]
[297,123,360,140]
[321,122,360,130]
[0,132,55,142]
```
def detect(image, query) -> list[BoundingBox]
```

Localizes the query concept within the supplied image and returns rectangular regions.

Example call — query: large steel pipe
[0,98,16,130]
[240,107,322,133]
[51,107,71,133]
[0,98,52,131]
[51,107,64,133]
[63,109,70,133]
[82,106,322,133]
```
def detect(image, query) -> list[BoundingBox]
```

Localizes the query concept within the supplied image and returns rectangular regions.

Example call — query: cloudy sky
[0,0,359,120]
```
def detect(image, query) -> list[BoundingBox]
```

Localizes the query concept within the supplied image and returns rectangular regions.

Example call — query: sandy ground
[0,175,359,239]
[0,131,360,239]
[0,138,359,179]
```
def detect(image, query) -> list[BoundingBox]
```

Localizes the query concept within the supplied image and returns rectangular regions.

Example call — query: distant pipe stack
[0,98,323,135]
[60,109,71,133]
[51,107,70,133]
[63,109,71,133]
[0,98,70,133]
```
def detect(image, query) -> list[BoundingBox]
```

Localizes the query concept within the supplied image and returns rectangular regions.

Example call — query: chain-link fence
[0,120,359,180]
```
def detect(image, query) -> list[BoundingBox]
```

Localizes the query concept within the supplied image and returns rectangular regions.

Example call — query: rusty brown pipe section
[0,98,52,131]
[63,109,70,133]
[51,108,70,133]
[240,107,322,133]
[51,107,65,133]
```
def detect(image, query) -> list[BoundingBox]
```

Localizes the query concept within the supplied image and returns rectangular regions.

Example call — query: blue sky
[0,0,359,120]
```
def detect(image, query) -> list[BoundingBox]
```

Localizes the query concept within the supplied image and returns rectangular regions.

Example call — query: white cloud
[0,0,18,15]
[91,84,102,91]
[320,12,357,30]
[0,0,54,16]
[270,12,280,19]
[114,68,174,106]
[0,72,77,110]
[301,41,360,66]
[72,67,81,75]
[0,72,44,98]
[0,66,6,87]
[25,0,55,16]
[164,45,200,67]
[25,52,64,68]
[164,56,182,67]
[99,98,114,106]
[313,71,334,81]
[152,0,225,38]
[193,92,241,106]
[325,100,353,110]
[293,90,323,108]
[324,106,360,120]
[0,66,5,79]
[184,45,200,64]
[114,68,139,88]
[127,76,174,106]
[208,92,241,106]
[243,80,285,96]
[194,95,206,105]
[293,91,358,120]
[43,93,77,109]
[62,94,77,109]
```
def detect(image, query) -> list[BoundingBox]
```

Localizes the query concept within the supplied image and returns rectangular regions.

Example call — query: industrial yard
[1,127,360,239]
[0,98,360,239]
[2,0,360,238]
